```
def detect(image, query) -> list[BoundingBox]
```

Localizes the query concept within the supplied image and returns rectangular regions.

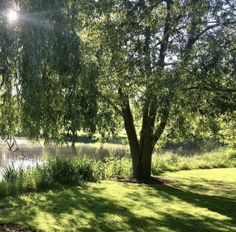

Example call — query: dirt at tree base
[0,224,38,232]
[117,176,174,185]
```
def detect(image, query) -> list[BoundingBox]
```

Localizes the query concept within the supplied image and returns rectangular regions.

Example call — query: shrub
[46,158,95,185]
[2,164,19,182]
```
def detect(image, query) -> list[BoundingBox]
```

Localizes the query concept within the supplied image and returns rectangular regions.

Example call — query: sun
[7,9,18,22]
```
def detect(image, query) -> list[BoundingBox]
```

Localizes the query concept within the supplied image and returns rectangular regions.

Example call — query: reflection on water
[0,138,130,174]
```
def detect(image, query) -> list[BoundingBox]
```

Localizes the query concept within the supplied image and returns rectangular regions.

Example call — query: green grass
[0,168,235,231]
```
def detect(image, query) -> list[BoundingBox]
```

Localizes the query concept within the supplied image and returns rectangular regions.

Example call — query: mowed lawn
[0,168,235,232]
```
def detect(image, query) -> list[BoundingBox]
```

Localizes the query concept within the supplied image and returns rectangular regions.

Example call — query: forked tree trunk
[121,96,169,180]
[121,96,155,180]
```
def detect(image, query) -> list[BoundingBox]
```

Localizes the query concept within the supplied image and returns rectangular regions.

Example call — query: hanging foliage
[0,0,98,142]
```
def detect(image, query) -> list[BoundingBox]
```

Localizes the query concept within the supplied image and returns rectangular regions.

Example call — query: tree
[87,0,236,179]
[0,0,235,181]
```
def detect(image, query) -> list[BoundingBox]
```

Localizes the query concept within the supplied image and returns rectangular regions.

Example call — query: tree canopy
[0,0,235,179]
[87,0,236,178]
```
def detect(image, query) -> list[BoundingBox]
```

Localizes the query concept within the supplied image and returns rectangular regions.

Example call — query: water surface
[0,138,129,175]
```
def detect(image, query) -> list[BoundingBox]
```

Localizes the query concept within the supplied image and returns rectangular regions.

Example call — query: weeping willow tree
[0,0,98,143]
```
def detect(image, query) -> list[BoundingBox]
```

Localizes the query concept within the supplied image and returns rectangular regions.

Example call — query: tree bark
[131,134,153,180]
[120,95,170,180]
[119,89,142,179]
[120,98,155,180]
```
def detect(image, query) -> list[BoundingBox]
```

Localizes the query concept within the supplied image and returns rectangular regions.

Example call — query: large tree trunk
[122,103,169,180]
[121,94,154,180]
[132,148,153,180]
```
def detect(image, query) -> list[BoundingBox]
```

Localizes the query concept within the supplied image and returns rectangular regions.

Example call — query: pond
[0,138,130,175]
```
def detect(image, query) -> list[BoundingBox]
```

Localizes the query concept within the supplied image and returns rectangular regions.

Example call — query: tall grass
[0,155,132,197]
[152,148,236,175]
[0,157,95,197]
[93,155,132,180]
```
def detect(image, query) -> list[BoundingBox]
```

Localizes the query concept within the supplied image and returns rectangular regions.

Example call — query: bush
[2,164,19,182]
[46,158,95,185]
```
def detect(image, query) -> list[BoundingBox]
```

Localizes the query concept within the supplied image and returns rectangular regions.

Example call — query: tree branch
[158,0,172,67]
[99,94,122,115]
[186,20,236,50]
[118,88,140,159]
[186,85,236,93]
[153,108,169,145]
[186,23,220,50]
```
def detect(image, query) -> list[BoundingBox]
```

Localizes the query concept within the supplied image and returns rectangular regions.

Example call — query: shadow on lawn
[0,181,236,232]
[170,177,236,195]
[150,184,236,229]
[1,186,159,231]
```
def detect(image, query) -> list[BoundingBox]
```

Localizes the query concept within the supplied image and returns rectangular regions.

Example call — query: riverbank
[0,149,235,197]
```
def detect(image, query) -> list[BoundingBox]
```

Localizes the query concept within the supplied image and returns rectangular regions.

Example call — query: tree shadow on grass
[145,182,236,230]
[0,182,235,231]
[170,177,236,195]
[0,186,161,231]
[0,196,39,230]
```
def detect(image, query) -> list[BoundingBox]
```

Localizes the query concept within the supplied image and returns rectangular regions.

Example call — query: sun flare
[7,9,18,22]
